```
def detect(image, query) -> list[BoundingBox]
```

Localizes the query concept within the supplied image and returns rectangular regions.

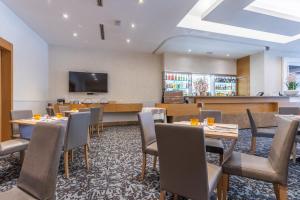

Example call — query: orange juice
[56,113,63,119]
[207,117,215,126]
[33,114,41,120]
[190,118,199,126]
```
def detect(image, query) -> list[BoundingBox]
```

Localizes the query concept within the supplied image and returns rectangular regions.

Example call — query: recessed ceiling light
[62,13,69,19]
[73,32,78,37]
[226,54,230,57]
[126,38,131,43]
[188,49,192,53]
[131,23,136,28]
[138,0,144,4]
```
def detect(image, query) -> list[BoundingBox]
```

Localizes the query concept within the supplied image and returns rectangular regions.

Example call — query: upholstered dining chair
[0,123,64,200]
[246,109,276,154]
[279,107,300,163]
[46,107,55,116]
[10,110,33,138]
[0,138,29,163]
[222,117,299,200]
[155,123,222,200]
[199,110,225,164]
[137,112,158,181]
[64,112,90,178]
[58,105,70,116]
[278,107,300,115]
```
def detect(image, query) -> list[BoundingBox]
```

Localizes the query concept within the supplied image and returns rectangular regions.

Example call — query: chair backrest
[278,107,300,115]
[79,108,90,112]
[58,105,70,113]
[90,107,100,125]
[199,110,222,123]
[17,123,64,200]
[10,110,33,135]
[268,117,299,185]
[137,112,156,152]
[155,123,209,200]
[46,107,55,116]
[246,109,257,136]
[64,112,90,150]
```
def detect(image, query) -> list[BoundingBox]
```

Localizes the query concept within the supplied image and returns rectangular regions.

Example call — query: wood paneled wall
[0,37,13,141]
[237,56,250,96]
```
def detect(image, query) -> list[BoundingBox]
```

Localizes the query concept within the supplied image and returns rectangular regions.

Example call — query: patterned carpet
[0,125,300,200]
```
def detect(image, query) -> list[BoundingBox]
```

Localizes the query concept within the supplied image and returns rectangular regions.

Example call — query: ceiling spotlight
[73,32,78,37]
[188,49,192,53]
[138,0,144,4]
[226,54,230,57]
[126,38,131,43]
[62,13,69,19]
[131,23,136,28]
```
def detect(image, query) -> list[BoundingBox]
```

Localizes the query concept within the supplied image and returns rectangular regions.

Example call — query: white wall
[264,52,282,96]
[250,51,282,96]
[49,46,162,122]
[0,1,49,113]
[250,52,264,95]
[163,53,237,75]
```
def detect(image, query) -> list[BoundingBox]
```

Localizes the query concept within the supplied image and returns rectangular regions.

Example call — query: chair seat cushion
[0,139,29,156]
[223,152,279,183]
[256,128,276,138]
[145,142,158,156]
[205,138,224,155]
[207,163,222,195]
[0,187,36,200]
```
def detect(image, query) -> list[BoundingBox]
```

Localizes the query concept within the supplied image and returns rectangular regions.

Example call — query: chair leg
[219,153,224,165]
[222,173,229,200]
[140,153,147,181]
[20,150,25,164]
[159,191,166,200]
[64,151,69,178]
[101,122,104,131]
[173,194,178,200]
[97,124,100,137]
[217,178,223,200]
[84,144,89,171]
[273,184,288,200]
[292,142,297,163]
[69,150,74,162]
[153,155,157,170]
[250,136,257,154]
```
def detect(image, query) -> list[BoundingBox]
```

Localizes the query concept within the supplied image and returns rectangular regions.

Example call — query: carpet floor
[0,125,300,200]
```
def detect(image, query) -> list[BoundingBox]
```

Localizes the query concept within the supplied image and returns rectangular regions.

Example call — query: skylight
[245,0,300,22]
[177,0,300,44]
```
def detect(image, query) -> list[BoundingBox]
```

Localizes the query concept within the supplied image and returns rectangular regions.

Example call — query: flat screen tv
[69,71,108,93]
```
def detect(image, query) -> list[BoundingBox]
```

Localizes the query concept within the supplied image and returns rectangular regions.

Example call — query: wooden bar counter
[188,96,291,113]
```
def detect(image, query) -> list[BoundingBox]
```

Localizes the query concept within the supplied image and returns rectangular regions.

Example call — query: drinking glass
[207,117,215,126]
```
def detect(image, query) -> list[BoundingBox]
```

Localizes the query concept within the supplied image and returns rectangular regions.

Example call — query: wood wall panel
[0,37,13,141]
[237,56,250,96]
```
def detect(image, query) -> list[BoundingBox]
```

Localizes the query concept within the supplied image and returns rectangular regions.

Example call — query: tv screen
[69,71,108,92]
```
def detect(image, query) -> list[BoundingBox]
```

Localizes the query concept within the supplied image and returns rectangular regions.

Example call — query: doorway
[0,37,13,141]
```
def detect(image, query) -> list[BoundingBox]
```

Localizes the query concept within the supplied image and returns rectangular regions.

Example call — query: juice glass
[56,113,63,119]
[33,114,41,120]
[190,118,199,126]
[207,117,215,126]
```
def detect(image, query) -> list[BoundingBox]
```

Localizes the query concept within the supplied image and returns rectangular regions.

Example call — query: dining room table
[11,116,68,139]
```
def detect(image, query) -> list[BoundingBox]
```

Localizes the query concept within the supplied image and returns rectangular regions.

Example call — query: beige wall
[48,46,163,122]
[163,53,237,75]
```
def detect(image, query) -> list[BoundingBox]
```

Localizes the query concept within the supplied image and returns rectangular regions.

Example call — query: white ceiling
[2,0,300,59]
